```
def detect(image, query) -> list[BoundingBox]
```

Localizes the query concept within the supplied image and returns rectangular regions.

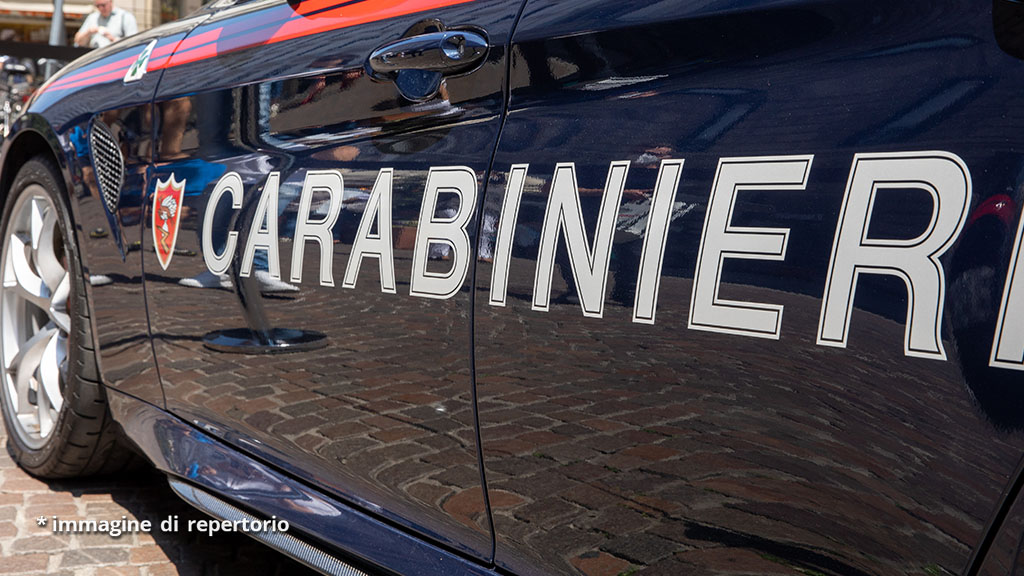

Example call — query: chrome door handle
[369,30,488,76]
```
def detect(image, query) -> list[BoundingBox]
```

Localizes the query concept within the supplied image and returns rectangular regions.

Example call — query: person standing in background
[74,0,137,48]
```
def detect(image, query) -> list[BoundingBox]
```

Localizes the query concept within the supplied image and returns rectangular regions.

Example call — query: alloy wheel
[0,185,70,449]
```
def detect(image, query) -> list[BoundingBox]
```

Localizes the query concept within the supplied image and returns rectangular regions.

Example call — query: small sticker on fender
[124,40,157,83]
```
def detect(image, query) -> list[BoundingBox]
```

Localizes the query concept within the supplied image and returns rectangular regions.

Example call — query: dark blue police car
[2,0,1024,574]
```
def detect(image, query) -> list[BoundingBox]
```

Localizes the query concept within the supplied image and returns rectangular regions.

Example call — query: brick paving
[58,108,1024,576]
[475,259,1024,576]
[106,232,1024,576]
[0,423,319,576]
[73,162,495,562]
[82,228,1024,576]
[139,240,494,560]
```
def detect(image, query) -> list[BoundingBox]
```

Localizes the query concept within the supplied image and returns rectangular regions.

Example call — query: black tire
[0,155,134,478]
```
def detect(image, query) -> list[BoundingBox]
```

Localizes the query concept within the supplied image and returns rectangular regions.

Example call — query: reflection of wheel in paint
[0,156,133,477]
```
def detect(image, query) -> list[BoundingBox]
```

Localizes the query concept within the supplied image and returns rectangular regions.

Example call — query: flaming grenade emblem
[152,175,185,270]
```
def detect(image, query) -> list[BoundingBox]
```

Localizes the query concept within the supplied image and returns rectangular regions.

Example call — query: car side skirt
[107,388,500,576]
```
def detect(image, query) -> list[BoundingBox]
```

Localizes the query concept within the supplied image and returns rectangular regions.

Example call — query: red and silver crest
[152,174,185,270]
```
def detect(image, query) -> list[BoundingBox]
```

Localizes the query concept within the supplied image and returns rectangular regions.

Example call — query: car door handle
[368,30,487,76]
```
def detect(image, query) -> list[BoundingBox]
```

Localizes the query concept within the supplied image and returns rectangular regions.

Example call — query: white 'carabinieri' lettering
[533,161,629,317]
[409,166,478,300]
[991,206,1024,370]
[817,151,970,360]
[203,172,242,275]
[633,159,684,325]
[240,172,282,279]
[344,168,396,293]
[489,164,529,307]
[194,153,1024,372]
[689,155,813,339]
[291,170,344,286]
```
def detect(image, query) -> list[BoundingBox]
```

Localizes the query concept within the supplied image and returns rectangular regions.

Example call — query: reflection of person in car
[157,195,177,255]
[74,0,138,48]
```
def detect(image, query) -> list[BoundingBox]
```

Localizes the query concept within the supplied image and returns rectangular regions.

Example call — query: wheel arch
[1,114,75,211]
[0,150,138,477]
[0,114,106,393]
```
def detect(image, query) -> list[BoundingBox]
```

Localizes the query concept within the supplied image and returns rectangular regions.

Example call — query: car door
[142,0,522,562]
[474,1,1024,574]
[30,12,213,407]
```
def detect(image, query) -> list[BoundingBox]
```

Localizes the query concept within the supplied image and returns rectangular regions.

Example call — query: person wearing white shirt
[74,0,138,49]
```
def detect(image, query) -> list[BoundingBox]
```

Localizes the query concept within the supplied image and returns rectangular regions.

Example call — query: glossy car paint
[8,14,212,407]
[140,0,522,563]
[104,386,503,576]
[473,0,1024,574]
[1,0,1023,574]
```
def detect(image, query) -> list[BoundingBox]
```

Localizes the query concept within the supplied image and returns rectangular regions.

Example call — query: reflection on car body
[1,1,1024,575]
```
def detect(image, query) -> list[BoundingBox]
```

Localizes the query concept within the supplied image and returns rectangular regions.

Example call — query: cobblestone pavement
[96,241,1024,576]
[0,424,319,576]
[59,145,1024,576]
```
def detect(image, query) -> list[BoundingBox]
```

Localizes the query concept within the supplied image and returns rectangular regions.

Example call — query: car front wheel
[0,156,132,477]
